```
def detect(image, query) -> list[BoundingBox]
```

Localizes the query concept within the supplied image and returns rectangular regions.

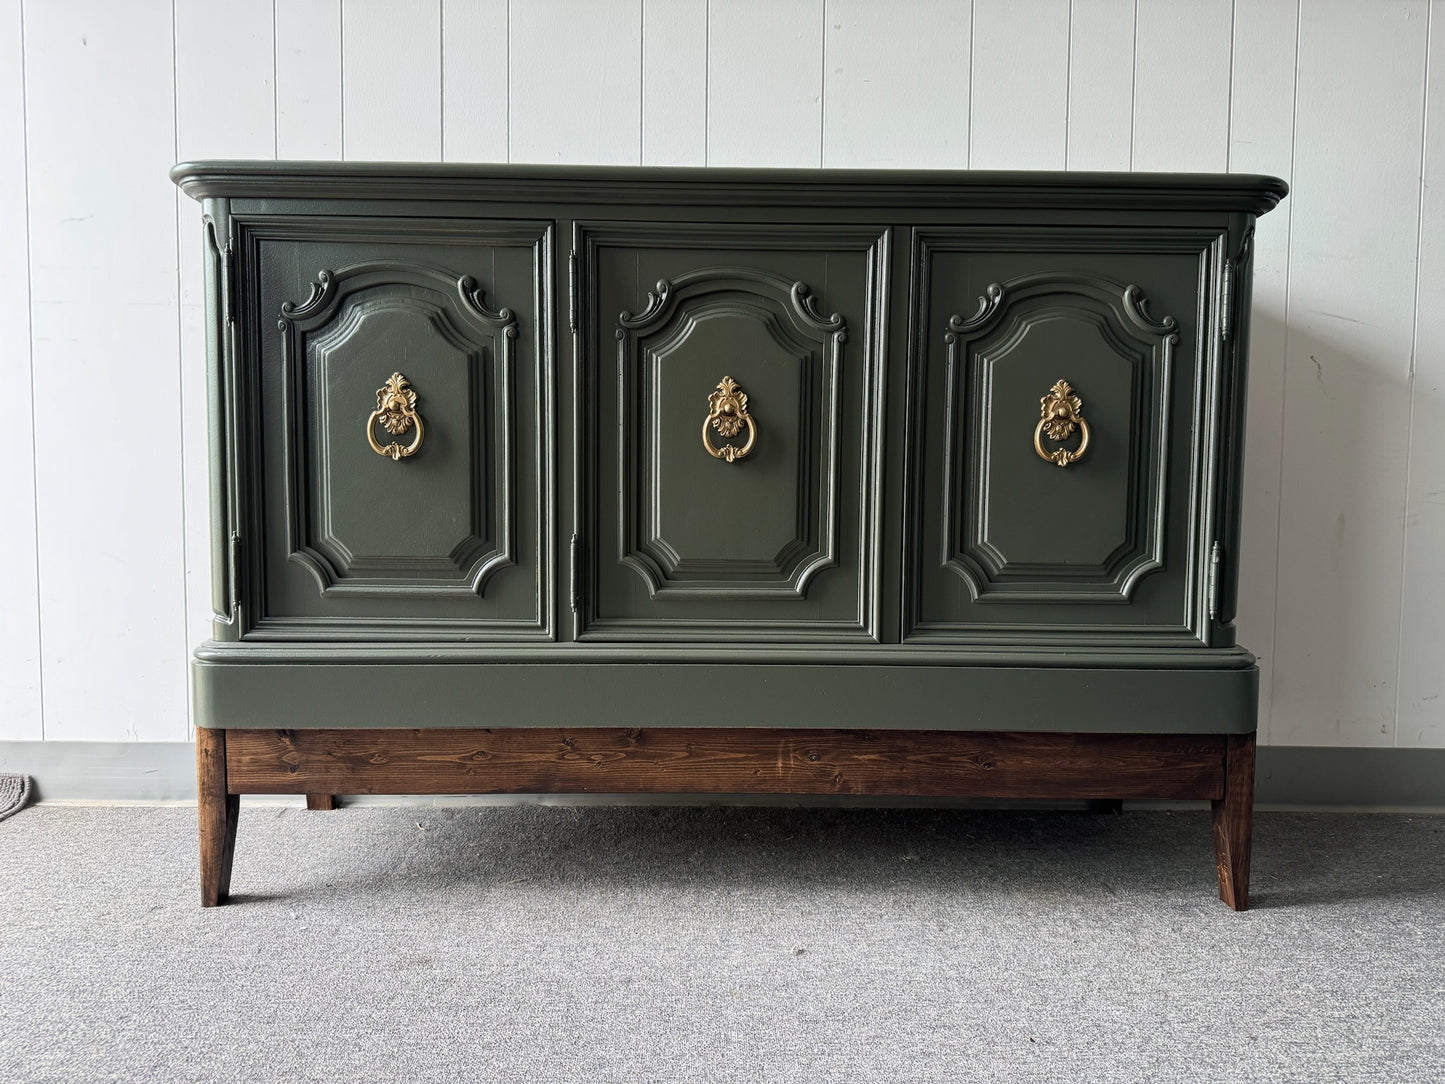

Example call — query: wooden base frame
[196,727,1256,910]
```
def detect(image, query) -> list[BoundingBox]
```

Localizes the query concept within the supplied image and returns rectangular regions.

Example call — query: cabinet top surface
[172,160,1287,213]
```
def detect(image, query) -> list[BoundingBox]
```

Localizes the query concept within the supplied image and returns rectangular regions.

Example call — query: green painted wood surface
[174,161,1285,735]
[170,162,1288,214]
[246,219,553,638]
[191,658,1258,734]
[580,224,885,640]
[908,229,1221,644]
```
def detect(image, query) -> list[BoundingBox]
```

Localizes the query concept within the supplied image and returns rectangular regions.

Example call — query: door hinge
[568,251,579,334]
[1220,257,1234,342]
[227,532,244,616]
[1207,541,1223,620]
[222,243,237,327]
[569,533,583,613]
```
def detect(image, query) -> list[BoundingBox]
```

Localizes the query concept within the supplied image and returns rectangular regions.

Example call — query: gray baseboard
[1,740,1442,808]
[0,742,200,802]
[1254,745,1445,808]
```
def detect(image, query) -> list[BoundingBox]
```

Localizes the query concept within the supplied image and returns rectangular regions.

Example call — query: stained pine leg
[305,794,337,811]
[1211,733,1256,911]
[197,727,240,907]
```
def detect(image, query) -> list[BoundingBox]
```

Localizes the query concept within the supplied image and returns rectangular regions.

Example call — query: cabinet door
[577,223,887,641]
[239,217,552,639]
[906,226,1228,646]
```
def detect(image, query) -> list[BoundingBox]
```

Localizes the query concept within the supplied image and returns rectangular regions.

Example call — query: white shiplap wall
[1,0,1441,749]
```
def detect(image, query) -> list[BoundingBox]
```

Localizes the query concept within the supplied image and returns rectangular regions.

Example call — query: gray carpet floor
[0,804,1442,1083]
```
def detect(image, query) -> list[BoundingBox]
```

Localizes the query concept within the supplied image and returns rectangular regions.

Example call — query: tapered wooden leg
[305,794,337,811]
[197,727,240,907]
[1211,733,1256,911]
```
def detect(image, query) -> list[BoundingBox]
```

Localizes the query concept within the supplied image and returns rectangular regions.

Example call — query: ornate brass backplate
[702,375,757,464]
[1034,379,1090,467]
[366,372,425,460]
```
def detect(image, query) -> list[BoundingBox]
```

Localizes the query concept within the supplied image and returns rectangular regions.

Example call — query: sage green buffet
[171,161,1287,909]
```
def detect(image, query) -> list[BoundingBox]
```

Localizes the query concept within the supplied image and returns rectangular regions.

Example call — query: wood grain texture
[225,728,1228,799]
[305,793,337,811]
[196,727,239,907]
[1211,732,1255,910]
[0,0,41,740]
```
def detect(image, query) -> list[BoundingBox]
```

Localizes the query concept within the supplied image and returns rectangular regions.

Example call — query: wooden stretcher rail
[223,727,1228,800]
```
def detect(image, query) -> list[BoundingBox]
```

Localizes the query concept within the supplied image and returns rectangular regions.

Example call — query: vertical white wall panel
[642,0,706,165]
[510,0,641,164]
[24,0,186,741]
[1272,0,1428,746]
[277,0,342,160]
[1066,0,1135,170]
[342,0,441,160]
[1228,0,1298,745]
[708,0,822,167]
[442,0,508,162]
[1398,0,1445,749]
[174,1,276,739]
[175,1,274,160]
[823,0,970,169]
[970,0,1069,169]
[9,0,1445,749]
[0,0,41,740]
[1132,0,1232,171]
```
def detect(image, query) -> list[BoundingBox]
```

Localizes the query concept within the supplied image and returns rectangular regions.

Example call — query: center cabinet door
[576,223,887,641]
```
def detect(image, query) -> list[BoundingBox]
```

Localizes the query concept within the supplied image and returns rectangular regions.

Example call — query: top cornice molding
[172,160,1288,215]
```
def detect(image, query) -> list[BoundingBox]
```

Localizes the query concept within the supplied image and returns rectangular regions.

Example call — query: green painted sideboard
[172,161,1286,909]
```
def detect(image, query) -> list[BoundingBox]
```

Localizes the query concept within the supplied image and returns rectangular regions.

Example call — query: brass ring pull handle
[366,372,425,461]
[702,376,757,464]
[1034,380,1090,467]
